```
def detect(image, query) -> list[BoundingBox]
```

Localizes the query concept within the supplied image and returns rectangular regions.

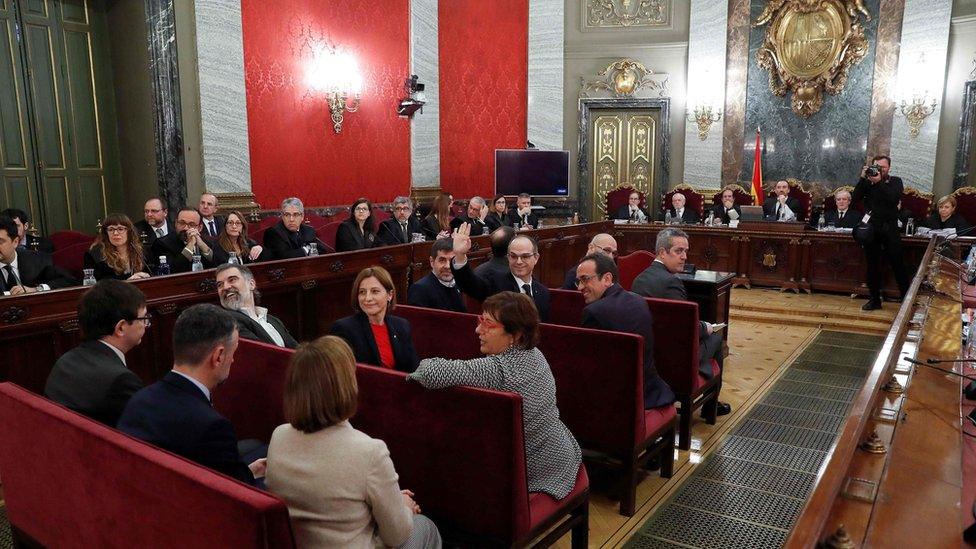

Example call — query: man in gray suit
[215,263,298,349]
[632,227,730,416]
[45,280,148,426]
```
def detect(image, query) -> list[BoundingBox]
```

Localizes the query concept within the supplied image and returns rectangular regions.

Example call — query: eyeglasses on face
[131,313,152,327]
[477,315,501,330]
[598,246,618,258]
[225,220,244,226]
[508,252,537,262]
[394,206,412,212]
[354,206,370,212]
[575,274,598,286]
[176,220,198,229]
[106,226,127,234]
[281,212,303,219]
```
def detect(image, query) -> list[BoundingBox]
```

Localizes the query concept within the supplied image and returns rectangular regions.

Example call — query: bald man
[561,233,619,289]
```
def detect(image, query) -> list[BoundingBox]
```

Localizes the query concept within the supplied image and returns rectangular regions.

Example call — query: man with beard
[150,207,216,274]
[215,263,298,348]
[407,238,466,312]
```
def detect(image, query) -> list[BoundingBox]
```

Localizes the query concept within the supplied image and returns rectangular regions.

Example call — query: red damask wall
[438,0,528,200]
[241,0,411,208]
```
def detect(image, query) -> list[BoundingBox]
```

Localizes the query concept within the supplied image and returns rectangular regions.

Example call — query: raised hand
[452,222,472,258]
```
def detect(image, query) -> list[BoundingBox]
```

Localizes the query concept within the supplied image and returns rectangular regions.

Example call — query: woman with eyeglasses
[484,194,511,232]
[329,266,419,373]
[213,211,267,264]
[407,291,582,500]
[421,193,453,240]
[85,213,152,281]
[336,198,377,252]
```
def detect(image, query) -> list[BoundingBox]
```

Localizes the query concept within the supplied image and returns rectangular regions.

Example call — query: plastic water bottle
[817,215,825,232]
[228,252,241,265]
[906,218,915,236]
[156,256,170,276]
[537,218,544,229]
[191,254,203,272]
[665,210,672,225]
[706,211,715,226]
[82,268,96,286]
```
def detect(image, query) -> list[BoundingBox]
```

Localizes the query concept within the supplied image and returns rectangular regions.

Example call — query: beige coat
[266,421,413,548]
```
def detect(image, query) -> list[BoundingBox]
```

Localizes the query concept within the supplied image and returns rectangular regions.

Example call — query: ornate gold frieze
[580,59,664,98]
[754,0,871,118]
[584,0,670,29]
[215,192,261,215]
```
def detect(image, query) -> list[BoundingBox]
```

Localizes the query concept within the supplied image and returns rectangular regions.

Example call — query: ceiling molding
[565,41,688,60]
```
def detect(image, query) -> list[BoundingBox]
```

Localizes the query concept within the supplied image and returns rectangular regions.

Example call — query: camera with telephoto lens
[865,164,882,178]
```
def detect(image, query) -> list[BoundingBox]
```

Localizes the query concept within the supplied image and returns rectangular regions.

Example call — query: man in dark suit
[632,227,730,415]
[818,189,858,229]
[710,189,742,225]
[150,208,217,274]
[451,222,550,321]
[506,193,539,230]
[474,226,516,279]
[1,208,54,253]
[577,253,675,409]
[668,193,700,224]
[215,263,298,348]
[613,191,648,222]
[118,304,265,486]
[198,193,225,239]
[134,197,172,247]
[45,280,147,426]
[561,233,618,289]
[377,196,423,246]
[763,180,803,222]
[0,215,76,294]
[408,238,466,312]
[449,196,488,236]
[262,197,328,260]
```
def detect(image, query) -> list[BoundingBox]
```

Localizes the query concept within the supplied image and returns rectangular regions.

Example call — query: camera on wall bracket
[865,164,882,178]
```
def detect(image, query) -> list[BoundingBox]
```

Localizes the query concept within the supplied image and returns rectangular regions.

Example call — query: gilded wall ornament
[580,59,663,98]
[755,0,871,118]
[585,0,669,28]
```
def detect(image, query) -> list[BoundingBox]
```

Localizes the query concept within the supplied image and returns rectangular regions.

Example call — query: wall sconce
[898,94,937,139]
[895,52,939,139]
[688,104,722,140]
[397,75,426,117]
[306,46,362,133]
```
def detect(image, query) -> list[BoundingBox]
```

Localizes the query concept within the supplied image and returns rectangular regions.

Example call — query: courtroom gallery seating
[48,229,95,252]
[52,241,92,279]
[616,250,656,291]
[0,382,296,548]
[214,339,591,547]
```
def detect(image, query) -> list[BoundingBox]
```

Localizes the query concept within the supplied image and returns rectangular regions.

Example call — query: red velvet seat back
[822,185,862,214]
[710,184,753,207]
[371,208,391,223]
[48,230,94,251]
[900,188,933,220]
[53,241,91,279]
[662,185,705,217]
[214,339,292,441]
[395,305,482,360]
[303,212,327,230]
[317,221,342,250]
[645,297,700,395]
[605,186,645,219]
[617,250,655,291]
[0,382,295,548]
[951,187,976,226]
[547,288,586,328]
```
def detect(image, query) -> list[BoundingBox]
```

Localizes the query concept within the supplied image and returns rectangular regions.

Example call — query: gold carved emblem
[581,59,661,98]
[763,250,777,268]
[755,0,871,118]
[585,0,669,29]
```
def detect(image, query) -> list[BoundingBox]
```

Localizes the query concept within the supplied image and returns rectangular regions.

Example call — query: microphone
[904,357,976,399]
[926,357,976,363]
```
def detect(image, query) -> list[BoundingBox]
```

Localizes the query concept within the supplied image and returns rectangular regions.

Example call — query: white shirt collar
[99,340,127,367]
[172,370,211,401]
[436,276,456,288]
[512,273,533,289]
[1,252,19,270]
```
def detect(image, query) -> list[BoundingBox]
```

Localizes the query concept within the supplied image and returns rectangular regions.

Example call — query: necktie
[521,283,532,297]
[776,204,782,219]
[208,221,216,237]
[839,211,844,220]
[401,223,408,243]
[3,265,16,288]
[155,228,163,237]
[522,214,528,226]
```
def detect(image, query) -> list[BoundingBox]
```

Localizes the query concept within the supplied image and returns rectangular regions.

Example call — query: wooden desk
[676,270,734,344]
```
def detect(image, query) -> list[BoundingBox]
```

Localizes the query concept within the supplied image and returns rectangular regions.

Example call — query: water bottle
[817,215,825,232]
[228,252,241,265]
[156,256,170,276]
[572,212,579,224]
[906,218,915,236]
[706,211,715,226]
[82,268,96,286]
[537,218,544,229]
[665,210,672,225]
[191,254,203,272]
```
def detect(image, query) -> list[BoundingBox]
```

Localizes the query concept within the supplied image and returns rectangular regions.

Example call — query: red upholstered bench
[396,304,676,517]
[616,250,655,291]
[0,382,295,548]
[547,289,719,451]
[215,339,589,547]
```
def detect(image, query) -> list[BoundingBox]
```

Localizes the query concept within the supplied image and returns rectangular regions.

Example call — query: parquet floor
[552,288,896,548]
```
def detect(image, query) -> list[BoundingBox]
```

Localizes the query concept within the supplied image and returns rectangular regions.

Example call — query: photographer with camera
[852,155,909,310]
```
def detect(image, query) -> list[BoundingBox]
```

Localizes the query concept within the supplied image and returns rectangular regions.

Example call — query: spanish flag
[751,128,764,206]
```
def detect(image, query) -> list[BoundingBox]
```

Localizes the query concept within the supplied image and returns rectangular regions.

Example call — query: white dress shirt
[1,252,50,294]
[246,306,286,347]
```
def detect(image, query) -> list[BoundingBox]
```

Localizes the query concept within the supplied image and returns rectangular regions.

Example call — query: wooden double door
[0,0,120,233]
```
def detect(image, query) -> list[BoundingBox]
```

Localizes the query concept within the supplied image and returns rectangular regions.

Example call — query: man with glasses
[451,222,551,320]
[450,196,488,235]
[613,191,648,223]
[134,197,171,246]
[263,197,329,259]
[632,228,730,416]
[151,207,216,274]
[576,253,675,409]
[45,280,149,426]
[560,233,618,289]
[377,196,422,246]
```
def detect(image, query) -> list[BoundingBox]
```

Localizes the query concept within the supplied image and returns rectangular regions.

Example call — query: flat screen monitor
[494,149,569,196]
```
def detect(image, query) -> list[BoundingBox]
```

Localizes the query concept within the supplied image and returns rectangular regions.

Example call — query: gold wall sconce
[898,93,937,139]
[688,104,722,140]
[306,45,362,133]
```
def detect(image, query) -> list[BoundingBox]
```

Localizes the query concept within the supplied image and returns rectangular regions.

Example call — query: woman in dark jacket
[923,195,970,233]
[84,213,151,281]
[329,266,419,373]
[212,211,269,264]
[421,193,453,240]
[335,198,377,252]
[484,194,511,232]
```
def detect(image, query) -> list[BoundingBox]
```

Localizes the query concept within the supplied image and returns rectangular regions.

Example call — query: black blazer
[506,209,539,229]
[0,249,76,292]
[134,218,173,247]
[614,205,649,222]
[710,203,742,224]
[20,234,54,254]
[582,284,675,409]
[421,215,450,240]
[562,263,580,290]
[262,220,328,260]
[473,256,510,280]
[44,340,144,426]
[212,238,270,265]
[822,208,860,229]
[151,232,217,274]
[452,260,550,321]
[484,211,509,232]
[335,218,376,252]
[83,246,151,281]
[667,207,700,224]
[762,197,804,221]
[376,217,422,246]
[450,214,488,236]
[200,215,225,239]
[117,371,256,485]
[224,308,298,349]
[329,312,419,373]
[407,272,466,313]
[852,176,903,226]
[923,212,971,233]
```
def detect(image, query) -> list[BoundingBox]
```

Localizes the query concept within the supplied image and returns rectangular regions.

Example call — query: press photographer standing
[852,155,909,310]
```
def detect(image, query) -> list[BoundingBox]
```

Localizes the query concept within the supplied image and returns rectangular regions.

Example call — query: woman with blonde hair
[923,194,971,233]
[84,213,151,281]
[213,211,266,264]
[266,336,441,548]
[421,193,453,240]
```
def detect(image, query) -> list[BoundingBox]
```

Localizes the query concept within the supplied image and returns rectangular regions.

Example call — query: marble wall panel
[410,0,439,188]
[683,0,728,188]
[866,0,905,158]
[888,0,953,192]
[721,0,750,186]
[146,0,186,209]
[742,0,880,190]
[528,0,564,151]
[193,0,251,194]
